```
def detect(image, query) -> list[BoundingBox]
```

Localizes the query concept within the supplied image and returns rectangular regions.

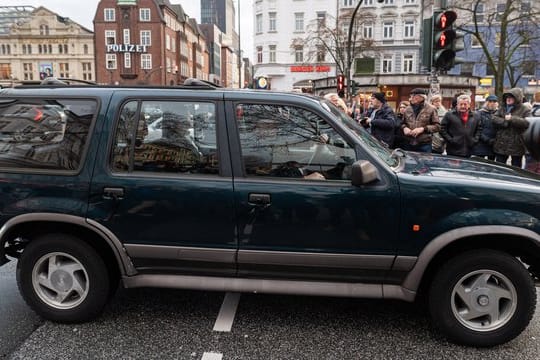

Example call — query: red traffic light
[434,10,457,30]
[434,29,456,49]
[337,74,345,91]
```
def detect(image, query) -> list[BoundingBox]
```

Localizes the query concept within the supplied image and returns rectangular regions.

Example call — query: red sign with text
[290,65,331,72]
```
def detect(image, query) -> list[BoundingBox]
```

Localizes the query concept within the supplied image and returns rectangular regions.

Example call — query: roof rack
[40,77,97,86]
[183,78,221,89]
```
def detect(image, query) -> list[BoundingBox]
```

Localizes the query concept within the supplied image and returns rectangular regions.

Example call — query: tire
[428,249,536,347]
[16,234,110,323]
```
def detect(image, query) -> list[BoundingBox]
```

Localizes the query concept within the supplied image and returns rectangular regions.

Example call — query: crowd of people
[322,87,540,174]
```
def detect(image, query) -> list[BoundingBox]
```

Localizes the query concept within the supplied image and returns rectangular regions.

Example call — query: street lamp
[345,0,385,98]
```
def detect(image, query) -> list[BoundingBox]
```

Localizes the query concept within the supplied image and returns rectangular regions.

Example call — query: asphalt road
[2,278,540,359]
[0,261,42,360]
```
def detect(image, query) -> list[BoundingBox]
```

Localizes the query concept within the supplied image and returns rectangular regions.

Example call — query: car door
[87,92,237,276]
[229,100,400,283]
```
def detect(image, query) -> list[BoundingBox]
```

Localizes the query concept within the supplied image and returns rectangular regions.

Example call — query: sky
[8,0,254,57]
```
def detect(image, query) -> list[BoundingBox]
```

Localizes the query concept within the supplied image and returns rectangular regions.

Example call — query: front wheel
[428,249,536,347]
[16,234,110,323]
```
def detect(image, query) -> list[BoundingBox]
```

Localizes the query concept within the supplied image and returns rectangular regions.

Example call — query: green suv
[0,81,539,347]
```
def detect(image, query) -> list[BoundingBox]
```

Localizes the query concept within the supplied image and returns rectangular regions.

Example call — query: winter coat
[472,107,497,156]
[492,88,531,156]
[440,109,482,157]
[366,103,397,148]
[401,102,440,145]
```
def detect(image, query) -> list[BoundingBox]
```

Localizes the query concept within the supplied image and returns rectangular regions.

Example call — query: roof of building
[0,6,35,35]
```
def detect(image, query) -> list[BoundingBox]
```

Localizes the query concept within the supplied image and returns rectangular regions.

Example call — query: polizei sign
[106,44,148,53]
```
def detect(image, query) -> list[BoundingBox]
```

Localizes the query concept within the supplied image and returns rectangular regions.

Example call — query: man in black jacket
[440,94,482,157]
[363,92,397,148]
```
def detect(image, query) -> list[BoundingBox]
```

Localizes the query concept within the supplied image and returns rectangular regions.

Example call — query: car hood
[399,152,540,187]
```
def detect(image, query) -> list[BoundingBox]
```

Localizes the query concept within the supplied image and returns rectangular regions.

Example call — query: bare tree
[291,10,376,97]
[451,0,540,97]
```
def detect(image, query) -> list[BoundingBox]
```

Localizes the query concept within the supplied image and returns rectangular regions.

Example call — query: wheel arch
[0,213,136,277]
[403,225,540,297]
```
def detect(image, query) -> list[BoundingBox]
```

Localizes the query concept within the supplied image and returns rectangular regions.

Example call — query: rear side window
[0,99,96,171]
[111,100,218,175]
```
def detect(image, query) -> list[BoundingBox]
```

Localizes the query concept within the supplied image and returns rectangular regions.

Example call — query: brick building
[94,0,208,86]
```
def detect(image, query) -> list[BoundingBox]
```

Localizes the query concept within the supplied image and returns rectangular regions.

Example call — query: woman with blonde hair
[324,93,350,115]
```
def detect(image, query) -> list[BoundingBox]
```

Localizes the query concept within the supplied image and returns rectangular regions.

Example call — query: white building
[253,0,425,94]
[252,0,338,91]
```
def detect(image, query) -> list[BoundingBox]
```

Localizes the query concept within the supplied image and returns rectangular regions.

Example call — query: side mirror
[351,160,379,186]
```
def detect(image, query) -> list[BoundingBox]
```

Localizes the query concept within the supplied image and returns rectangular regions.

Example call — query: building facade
[0,6,94,86]
[94,0,208,86]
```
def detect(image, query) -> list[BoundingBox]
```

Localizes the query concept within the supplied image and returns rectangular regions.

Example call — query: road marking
[201,352,223,360]
[213,292,241,332]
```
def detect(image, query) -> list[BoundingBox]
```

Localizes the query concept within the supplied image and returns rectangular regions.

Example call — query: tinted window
[0,99,95,170]
[112,100,218,174]
[236,103,355,180]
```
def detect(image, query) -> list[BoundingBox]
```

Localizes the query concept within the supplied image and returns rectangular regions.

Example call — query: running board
[122,274,417,302]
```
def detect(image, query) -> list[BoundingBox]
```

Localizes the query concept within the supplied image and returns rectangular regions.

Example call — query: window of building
[383,0,395,5]
[402,54,414,73]
[166,34,171,50]
[269,45,276,63]
[496,4,505,22]
[269,12,276,32]
[106,54,117,69]
[111,100,218,175]
[404,0,416,4]
[82,62,92,81]
[39,24,49,35]
[383,22,394,39]
[23,63,33,80]
[403,21,414,38]
[474,3,484,23]
[521,2,531,12]
[471,36,481,48]
[382,55,393,73]
[0,45,10,55]
[363,23,373,39]
[256,14,263,34]
[295,45,303,63]
[317,11,326,29]
[140,31,151,46]
[317,45,325,62]
[343,0,354,6]
[355,57,375,74]
[105,30,116,45]
[295,13,304,32]
[461,63,473,76]
[141,54,152,70]
[104,8,115,22]
[236,103,355,180]
[140,8,151,22]
[83,44,89,55]
[124,53,131,69]
[59,63,69,78]
[364,0,374,5]
[522,61,536,76]
[257,46,263,63]
[0,64,11,80]
[123,29,130,44]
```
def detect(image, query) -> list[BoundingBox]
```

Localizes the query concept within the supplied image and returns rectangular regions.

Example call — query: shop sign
[290,65,331,72]
[106,44,148,53]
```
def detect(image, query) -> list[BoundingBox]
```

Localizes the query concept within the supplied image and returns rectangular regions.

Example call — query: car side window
[111,100,218,174]
[236,103,355,180]
[0,98,95,171]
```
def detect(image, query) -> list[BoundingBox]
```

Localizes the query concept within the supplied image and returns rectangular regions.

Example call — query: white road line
[213,292,241,332]
[201,352,223,360]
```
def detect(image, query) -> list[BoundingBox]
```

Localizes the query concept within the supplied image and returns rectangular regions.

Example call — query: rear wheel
[428,249,536,347]
[16,234,110,323]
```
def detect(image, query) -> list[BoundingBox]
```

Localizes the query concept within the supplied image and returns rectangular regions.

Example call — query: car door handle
[248,193,271,206]
[103,187,125,200]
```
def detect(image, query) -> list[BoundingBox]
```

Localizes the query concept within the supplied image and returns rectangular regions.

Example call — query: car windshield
[320,100,399,168]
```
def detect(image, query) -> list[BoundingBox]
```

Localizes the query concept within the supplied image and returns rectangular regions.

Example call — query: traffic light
[337,74,345,98]
[432,10,463,71]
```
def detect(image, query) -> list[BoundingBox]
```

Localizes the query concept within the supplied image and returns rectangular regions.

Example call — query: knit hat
[486,95,498,102]
[371,92,386,103]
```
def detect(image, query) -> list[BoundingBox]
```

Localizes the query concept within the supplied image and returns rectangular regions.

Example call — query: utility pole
[237,0,242,88]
